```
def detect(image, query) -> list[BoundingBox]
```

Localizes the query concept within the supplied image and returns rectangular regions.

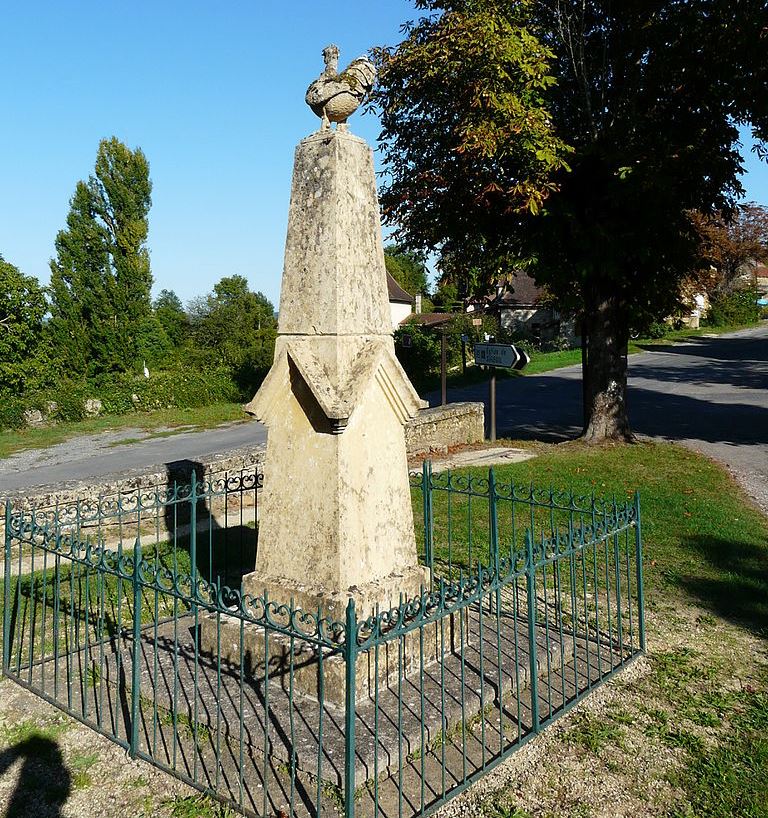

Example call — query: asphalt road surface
[2,325,766,505]
[0,419,266,493]
[432,323,768,510]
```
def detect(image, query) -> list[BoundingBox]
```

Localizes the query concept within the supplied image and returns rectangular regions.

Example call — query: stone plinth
[242,129,428,624]
[203,609,468,709]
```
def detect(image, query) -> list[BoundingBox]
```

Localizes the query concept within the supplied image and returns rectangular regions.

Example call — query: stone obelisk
[242,46,428,622]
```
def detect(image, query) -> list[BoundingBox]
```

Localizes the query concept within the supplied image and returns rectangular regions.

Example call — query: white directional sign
[473,343,520,369]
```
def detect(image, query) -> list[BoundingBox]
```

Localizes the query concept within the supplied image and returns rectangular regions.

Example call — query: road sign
[512,349,531,371]
[473,343,520,369]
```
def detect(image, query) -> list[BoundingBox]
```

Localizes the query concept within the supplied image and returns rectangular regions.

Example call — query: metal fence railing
[2,462,644,818]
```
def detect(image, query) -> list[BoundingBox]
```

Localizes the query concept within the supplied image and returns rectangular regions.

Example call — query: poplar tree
[49,137,153,375]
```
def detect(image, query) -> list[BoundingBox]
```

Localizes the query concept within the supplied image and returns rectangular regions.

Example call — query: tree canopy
[373,0,768,440]
[692,203,768,293]
[189,275,277,394]
[48,137,153,375]
[384,245,430,296]
[0,254,50,394]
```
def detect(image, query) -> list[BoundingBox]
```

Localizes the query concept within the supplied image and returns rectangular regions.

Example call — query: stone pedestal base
[200,603,469,709]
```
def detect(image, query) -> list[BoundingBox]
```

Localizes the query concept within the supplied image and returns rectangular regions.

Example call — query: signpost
[473,342,530,441]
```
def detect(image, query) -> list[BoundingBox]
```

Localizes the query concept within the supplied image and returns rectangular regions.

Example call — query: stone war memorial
[2,44,645,818]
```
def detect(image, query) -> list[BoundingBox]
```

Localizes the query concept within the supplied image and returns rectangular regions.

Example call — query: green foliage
[189,275,277,397]
[0,370,238,432]
[0,255,54,394]
[384,245,429,296]
[48,136,153,376]
[375,0,768,438]
[153,289,189,347]
[371,0,570,265]
[394,313,497,388]
[706,289,760,327]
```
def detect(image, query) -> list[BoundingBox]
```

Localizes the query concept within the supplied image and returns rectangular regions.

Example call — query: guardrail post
[634,492,646,652]
[3,502,12,674]
[130,536,142,757]
[344,598,357,818]
[525,531,540,733]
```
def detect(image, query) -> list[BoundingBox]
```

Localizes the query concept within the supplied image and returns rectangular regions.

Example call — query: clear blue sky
[2,2,766,309]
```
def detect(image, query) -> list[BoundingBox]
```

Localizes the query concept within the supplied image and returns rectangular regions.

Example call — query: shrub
[706,288,759,327]
[0,393,26,430]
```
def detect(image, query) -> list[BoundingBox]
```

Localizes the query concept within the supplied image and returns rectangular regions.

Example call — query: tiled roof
[401,312,454,327]
[497,270,543,306]
[387,272,414,304]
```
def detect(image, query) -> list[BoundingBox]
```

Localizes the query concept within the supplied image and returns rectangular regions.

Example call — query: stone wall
[405,401,485,456]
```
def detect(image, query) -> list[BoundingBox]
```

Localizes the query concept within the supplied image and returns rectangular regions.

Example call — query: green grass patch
[166,794,237,818]
[442,441,768,635]
[0,402,246,460]
[0,716,71,747]
[69,750,99,789]
[566,711,626,753]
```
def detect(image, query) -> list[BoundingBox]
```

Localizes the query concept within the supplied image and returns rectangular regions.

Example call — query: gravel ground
[0,427,180,476]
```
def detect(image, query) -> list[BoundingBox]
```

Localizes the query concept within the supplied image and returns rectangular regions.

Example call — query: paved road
[432,324,768,510]
[2,326,766,505]
[0,420,266,493]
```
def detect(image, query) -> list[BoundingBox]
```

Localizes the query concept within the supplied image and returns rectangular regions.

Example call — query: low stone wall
[3,449,265,512]
[2,402,485,511]
[405,401,485,456]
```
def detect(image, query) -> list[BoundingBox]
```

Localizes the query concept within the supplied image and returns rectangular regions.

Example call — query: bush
[92,368,240,414]
[706,289,759,327]
[394,313,499,388]
[0,393,26,430]
[0,368,241,431]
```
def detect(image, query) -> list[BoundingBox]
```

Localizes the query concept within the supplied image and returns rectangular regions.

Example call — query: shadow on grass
[0,735,71,817]
[676,533,768,638]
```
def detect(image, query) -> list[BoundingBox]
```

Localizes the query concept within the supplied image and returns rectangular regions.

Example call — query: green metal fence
[2,462,644,818]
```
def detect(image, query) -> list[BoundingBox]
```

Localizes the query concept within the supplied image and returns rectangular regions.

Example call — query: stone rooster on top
[305,44,376,131]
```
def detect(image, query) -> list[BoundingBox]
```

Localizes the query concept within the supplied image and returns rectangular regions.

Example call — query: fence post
[422,460,433,576]
[3,502,12,674]
[344,598,357,818]
[489,469,500,613]
[634,492,646,652]
[525,531,540,733]
[189,468,198,587]
[489,468,499,574]
[130,536,143,757]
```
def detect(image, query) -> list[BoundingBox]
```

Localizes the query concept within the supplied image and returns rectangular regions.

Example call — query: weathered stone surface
[305,44,375,129]
[405,402,485,456]
[84,398,103,417]
[22,408,44,428]
[243,129,428,622]
[274,131,393,337]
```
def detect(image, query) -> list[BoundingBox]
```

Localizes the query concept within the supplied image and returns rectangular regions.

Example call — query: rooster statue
[305,44,376,131]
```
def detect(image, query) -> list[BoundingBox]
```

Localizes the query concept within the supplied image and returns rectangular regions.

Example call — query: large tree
[373,0,768,440]
[189,275,277,394]
[0,255,50,394]
[49,137,153,375]
[691,203,768,293]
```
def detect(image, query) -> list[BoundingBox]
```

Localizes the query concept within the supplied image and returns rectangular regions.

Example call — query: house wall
[390,301,412,329]
[500,306,562,340]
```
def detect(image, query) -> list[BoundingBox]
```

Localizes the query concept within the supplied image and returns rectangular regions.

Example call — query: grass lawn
[450,440,768,818]
[0,402,246,460]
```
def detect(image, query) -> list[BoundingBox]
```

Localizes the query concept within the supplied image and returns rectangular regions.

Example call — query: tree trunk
[581,287,634,442]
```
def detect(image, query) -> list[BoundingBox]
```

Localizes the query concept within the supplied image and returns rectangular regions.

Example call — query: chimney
[415,294,422,314]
